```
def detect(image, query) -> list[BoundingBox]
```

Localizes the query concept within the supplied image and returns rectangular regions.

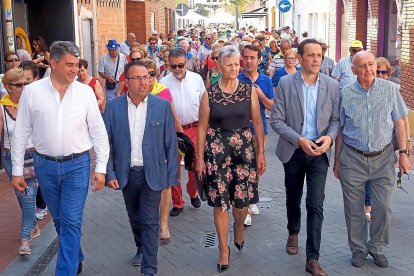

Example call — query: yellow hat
[350,40,363,48]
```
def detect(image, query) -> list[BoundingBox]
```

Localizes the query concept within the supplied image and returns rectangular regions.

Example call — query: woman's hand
[196,156,206,176]
[256,151,266,176]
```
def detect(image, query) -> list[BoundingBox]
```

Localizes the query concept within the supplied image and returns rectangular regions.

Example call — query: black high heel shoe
[233,223,245,252]
[217,246,231,273]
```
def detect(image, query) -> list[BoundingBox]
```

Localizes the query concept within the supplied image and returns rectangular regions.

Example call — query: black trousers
[283,148,328,261]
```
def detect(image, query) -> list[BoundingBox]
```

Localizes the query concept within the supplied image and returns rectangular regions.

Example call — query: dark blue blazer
[104,94,178,191]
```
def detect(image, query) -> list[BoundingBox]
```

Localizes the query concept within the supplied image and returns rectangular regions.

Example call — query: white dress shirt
[159,70,205,125]
[11,77,109,175]
[127,95,148,167]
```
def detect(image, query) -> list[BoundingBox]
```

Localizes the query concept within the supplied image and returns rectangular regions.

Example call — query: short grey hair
[168,47,186,60]
[218,45,240,63]
[280,39,291,47]
[179,40,190,47]
[50,41,80,61]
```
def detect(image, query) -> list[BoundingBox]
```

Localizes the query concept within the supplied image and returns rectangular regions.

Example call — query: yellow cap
[350,40,363,48]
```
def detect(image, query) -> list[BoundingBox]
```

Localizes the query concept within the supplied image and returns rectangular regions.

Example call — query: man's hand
[314,136,332,155]
[107,179,120,190]
[11,176,27,192]
[91,173,106,192]
[399,154,412,174]
[298,137,319,156]
[107,77,116,84]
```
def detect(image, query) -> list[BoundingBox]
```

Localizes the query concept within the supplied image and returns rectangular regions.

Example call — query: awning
[241,7,268,19]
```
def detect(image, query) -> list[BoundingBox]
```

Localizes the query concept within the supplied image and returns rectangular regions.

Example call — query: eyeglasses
[21,188,28,196]
[130,58,141,61]
[376,70,388,75]
[396,171,409,194]
[211,56,219,61]
[9,83,26,88]
[6,58,19,62]
[148,71,157,77]
[170,63,186,69]
[286,57,295,61]
[126,75,149,81]
[150,43,156,45]
[205,38,212,40]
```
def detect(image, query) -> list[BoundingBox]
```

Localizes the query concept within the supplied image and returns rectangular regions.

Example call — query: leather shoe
[169,207,183,217]
[305,260,328,276]
[132,251,143,266]
[77,262,83,274]
[351,251,366,267]
[286,234,299,255]
[190,196,201,208]
[369,252,389,267]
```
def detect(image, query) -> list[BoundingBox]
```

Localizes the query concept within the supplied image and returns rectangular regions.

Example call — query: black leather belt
[130,166,144,171]
[347,143,391,158]
[35,150,89,162]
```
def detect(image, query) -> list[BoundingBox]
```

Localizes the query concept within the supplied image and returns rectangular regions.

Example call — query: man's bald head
[127,33,136,44]
[351,51,377,86]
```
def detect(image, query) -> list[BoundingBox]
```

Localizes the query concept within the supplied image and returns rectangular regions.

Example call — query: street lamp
[206,0,223,15]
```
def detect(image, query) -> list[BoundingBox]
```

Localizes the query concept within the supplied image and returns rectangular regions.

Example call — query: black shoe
[190,196,201,208]
[351,251,366,267]
[233,223,244,252]
[132,250,143,266]
[77,262,83,274]
[217,246,231,273]
[169,207,183,217]
[369,252,389,267]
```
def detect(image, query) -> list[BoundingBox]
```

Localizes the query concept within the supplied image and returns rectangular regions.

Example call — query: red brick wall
[366,0,378,56]
[401,1,414,109]
[347,0,367,47]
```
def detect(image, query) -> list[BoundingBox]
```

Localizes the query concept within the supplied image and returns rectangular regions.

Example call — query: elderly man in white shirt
[11,41,109,276]
[159,47,205,217]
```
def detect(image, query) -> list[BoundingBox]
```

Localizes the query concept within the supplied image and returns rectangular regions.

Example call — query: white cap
[152,30,158,35]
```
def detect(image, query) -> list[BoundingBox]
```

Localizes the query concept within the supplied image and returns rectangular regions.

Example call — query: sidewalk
[2,131,414,275]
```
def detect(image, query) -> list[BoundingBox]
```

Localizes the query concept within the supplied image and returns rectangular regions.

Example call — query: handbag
[3,106,36,180]
[105,54,120,90]
[196,173,208,201]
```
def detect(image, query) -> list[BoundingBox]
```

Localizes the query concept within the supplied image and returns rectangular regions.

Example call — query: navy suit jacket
[104,94,178,191]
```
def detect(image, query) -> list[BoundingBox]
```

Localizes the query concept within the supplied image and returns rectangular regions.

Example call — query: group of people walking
[1,25,412,276]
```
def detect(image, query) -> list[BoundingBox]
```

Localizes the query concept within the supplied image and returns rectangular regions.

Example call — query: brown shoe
[286,234,299,255]
[305,260,328,276]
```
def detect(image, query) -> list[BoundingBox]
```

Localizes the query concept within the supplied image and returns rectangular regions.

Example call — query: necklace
[218,79,238,99]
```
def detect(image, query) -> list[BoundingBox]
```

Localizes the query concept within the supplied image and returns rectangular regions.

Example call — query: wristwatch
[399,149,408,155]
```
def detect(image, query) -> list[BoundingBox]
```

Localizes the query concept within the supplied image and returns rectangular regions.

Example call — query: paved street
[2,129,414,276]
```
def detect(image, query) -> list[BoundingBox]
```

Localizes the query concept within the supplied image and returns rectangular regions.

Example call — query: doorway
[81,19,94,75]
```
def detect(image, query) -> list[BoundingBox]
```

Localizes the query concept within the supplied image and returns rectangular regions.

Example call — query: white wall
[294,0,329,40]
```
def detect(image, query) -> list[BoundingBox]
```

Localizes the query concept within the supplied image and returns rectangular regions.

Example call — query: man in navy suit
[104,60,178,276]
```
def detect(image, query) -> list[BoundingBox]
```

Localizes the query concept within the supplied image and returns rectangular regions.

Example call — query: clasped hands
[298,136,332,156]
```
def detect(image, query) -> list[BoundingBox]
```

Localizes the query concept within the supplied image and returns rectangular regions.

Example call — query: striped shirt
[332,56,357,89]
[339,78,408,152]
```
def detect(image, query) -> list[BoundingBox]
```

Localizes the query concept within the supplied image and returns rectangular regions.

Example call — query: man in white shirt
[104,61,178,275]
[159,47,205,217]
[11,41,109,275]
[98,39,128,101]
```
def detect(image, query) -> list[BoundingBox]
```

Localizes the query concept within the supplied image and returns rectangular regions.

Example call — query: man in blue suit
[104,60,178,276]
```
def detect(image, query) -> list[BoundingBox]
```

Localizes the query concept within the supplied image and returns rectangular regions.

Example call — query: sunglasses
[351,49,361,54]
[205,38,212,40]
[130,58,141,61]
[150,43,156,45]
[211,56,219,61]
[21,187,28,196]
[376,70,388,75]
[396,171,409,194]
[148,71,157,77]
[170,63,185,69]
[6,58,19,62]
[10,83,26,88]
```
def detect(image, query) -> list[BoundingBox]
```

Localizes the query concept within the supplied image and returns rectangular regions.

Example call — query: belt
[3,147,35,154]
[35,150,89,162]
[130,166,144,171]
[182,121,198,129]
[347,143,391,158]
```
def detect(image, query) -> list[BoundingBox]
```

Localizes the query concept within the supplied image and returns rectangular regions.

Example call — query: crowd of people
[0,24,412,276]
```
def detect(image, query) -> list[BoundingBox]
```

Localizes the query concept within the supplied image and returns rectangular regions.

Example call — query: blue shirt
[271,66,301,88]
[301,74,319,140]
[332,56,357,89]
[238,72,274,135]
[340,78,408,152]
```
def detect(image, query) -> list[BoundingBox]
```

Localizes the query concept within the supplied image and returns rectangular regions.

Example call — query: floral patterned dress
[205,81,259,211]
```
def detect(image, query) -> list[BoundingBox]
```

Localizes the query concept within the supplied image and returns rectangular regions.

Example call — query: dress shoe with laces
[369,252,389,267]
[169,207,183,217]
[305,260,328,276]
[190,196,201,208]
[351,251,366,267]
[286,234,299,255]
[132,250,143,266]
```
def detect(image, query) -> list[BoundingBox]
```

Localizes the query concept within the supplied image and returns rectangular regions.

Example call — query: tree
[194,3,210,17]
[226,0,249,30]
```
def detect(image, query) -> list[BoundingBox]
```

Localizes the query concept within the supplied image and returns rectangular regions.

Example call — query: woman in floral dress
[197,46,266,273]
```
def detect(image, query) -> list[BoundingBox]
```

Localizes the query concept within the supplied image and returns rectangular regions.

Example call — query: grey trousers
[339,143,396,255]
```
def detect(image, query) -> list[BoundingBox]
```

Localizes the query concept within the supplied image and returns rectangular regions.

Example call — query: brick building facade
[333,0,413,109]
[126,0,175,45]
